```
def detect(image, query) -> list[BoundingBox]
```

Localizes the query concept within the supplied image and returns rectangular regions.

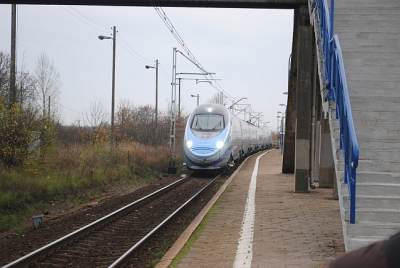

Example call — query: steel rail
[2,177,187,268]
[108,175,219,268]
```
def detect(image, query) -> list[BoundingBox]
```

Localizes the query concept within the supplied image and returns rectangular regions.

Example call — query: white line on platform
[233,151,269,268]
[155,152,254,268]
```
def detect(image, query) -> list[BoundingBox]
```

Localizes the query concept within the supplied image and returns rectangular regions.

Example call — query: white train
[183,104,272,170]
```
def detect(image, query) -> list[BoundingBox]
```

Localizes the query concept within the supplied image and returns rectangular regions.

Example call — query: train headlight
[186,140,193,149]
[216,140,224,149]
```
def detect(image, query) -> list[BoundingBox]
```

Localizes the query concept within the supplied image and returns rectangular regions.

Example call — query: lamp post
[277,111,282,131]
[280,115,286,153]
[98,26,117,144]
[178,78,182,117]
[277,111,282,148]
[229,97,247,109]
[191,94,200,106]
[145,59,159,125]
[279,103,287,153]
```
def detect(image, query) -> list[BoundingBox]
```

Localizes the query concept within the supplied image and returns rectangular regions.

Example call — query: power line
[60,6,154,65]
[60,6,175,79]
[119,37,152,64]
[61,7,107,33]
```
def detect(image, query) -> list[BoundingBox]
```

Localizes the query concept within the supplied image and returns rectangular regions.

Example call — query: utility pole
[9,4,17,106]
[48,96,51,119]
[277,112,282,148]
[111,26,116,144]
[155,59,159,126]
[168,47,177,173]
[178,78,182,118]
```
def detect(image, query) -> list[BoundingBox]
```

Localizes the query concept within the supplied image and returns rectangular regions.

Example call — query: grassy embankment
[0,142,171,232]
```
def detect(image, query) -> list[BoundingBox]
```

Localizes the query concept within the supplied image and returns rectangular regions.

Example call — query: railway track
[3,175,219,268]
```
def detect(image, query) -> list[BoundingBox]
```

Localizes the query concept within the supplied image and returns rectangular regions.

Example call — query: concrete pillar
[283,10,298,174]
[295,25,314,193]
[319,118,334,188]
[283,7,308,174]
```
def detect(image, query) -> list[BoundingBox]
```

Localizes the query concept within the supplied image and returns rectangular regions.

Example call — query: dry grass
[0,141,171,232]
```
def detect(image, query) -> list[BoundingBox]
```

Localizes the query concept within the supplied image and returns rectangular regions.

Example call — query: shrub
[0,100,39,166]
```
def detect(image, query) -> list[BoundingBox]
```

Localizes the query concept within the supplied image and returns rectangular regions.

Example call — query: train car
[183,103,272,170]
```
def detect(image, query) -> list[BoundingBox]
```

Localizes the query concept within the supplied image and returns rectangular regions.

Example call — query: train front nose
[192,146,218,163]
[184,139,227,169]
[186,141,218,162]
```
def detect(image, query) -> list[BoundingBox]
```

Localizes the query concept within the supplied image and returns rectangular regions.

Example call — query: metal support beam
[2,0,307,8]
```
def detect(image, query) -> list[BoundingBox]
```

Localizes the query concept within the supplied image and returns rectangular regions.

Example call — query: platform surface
[175,150,344,268]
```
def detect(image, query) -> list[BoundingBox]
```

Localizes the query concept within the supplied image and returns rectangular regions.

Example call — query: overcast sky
[0,4,292,129]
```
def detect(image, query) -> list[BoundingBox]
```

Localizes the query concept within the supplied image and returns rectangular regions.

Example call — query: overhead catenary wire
[60,5,233,102]
[58,6,259,119]
[154,7,204,70]
[153,6,236,103]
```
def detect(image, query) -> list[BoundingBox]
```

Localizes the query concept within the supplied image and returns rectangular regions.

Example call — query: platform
[170,150,344,267]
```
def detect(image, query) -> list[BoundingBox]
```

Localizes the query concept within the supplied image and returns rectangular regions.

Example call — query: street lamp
[145,59,159,126]
[98,26,117,145]
[195,80,213,85]
[277,111,282,148]
[190,94,200,106]
[283,91,288,95]
[229,97,247,109]
[98,35,112,40]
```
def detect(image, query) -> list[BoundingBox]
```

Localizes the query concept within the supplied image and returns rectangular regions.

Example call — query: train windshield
[191,114,225,131]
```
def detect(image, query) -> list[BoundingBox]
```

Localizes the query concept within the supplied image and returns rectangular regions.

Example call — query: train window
[191,114,225,131]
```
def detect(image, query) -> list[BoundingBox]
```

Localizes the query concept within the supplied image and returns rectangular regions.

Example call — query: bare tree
[0,52,10,101]
[0,52,37,108]
[85,101,107,127]
[34,53,60,118]
[17,71,37,106]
